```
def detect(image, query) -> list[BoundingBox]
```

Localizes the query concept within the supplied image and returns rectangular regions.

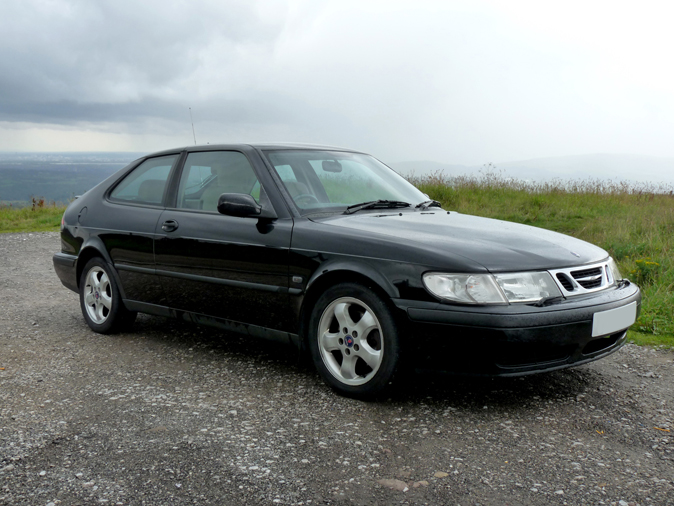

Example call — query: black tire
[79,257,136,334]
[307,282,400,398]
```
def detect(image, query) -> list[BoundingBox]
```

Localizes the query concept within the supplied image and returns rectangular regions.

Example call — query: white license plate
[592,301,637,337]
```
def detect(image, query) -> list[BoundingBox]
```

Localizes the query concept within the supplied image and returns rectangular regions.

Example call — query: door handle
[162,220,179,232]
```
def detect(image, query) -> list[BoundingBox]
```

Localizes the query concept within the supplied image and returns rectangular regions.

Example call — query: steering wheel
[294,193,320,206]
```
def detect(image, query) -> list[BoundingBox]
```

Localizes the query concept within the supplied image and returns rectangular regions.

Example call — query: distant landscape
[390,153,674,190]
[2,151,674,206]
[0,152,143,205]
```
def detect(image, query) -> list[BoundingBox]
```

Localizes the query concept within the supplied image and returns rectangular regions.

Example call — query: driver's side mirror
[217,193,277,219]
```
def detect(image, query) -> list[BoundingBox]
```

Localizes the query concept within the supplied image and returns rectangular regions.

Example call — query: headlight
[493,271,562,303]
[607,257,622,283]
[422,273,507,305]
[423,271,562,305]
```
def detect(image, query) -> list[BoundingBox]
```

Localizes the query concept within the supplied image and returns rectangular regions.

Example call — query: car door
[99,153,180,305]
[154,150,294,332]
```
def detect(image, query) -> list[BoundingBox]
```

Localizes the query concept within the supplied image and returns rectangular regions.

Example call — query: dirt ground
[1,232,672,505]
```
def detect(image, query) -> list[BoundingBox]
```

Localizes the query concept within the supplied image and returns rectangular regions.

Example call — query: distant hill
[390,154,674,186]
[387,160,470,178]
[0,152,143,204]
[2,151,673,204]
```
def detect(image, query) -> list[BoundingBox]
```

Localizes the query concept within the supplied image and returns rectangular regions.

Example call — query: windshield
[263,149,426,213]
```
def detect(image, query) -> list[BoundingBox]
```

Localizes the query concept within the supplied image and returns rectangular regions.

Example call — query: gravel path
[1,232,673,505]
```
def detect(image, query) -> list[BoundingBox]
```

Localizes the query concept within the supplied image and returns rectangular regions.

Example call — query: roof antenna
[189,107,197,145]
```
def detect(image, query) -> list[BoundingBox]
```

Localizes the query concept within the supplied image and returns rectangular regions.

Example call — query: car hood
[309,210,608,272]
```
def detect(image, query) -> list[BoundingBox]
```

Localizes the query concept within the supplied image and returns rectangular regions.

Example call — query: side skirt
[123,299,300,348]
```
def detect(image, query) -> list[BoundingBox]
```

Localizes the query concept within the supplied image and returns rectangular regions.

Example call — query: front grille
[556,273,574,291]
[548,260,615,297]
[571,267,603,289]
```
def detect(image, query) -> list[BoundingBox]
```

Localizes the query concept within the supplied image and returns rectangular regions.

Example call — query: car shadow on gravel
[123,313,316,375]
[117,314,601,411]
[389,367,596,410]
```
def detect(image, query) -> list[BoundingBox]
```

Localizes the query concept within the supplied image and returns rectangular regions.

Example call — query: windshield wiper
[532,295,565,307]
[344,200,411,214]
[415,199,442,210]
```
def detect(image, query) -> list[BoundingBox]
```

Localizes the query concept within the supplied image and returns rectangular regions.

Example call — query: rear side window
[110,155,178,205]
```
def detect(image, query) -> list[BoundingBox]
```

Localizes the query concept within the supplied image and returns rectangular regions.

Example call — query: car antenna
[189,107,197,145]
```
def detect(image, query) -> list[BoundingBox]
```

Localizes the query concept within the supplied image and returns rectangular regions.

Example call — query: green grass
[4,174,673,347]
[410,170,674,347]
[0,202,66,233]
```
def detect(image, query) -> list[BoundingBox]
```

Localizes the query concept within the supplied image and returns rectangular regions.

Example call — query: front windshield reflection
[263,150,426,213]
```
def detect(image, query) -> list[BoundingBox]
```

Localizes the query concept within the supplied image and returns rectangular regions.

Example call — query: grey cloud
[0,0,369,148]
[1,0,673,168]
[0,0,284,116]
[0,92,350,132]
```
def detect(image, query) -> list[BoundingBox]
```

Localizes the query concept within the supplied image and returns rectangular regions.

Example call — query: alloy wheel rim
[317,297,384,386]
[83,266,112,324]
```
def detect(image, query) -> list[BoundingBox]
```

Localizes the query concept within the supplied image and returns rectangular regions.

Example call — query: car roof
[146,143,366,158]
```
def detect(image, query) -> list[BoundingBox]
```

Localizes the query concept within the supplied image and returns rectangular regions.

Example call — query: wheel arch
[75,239,127,300]
[298,265,399,350]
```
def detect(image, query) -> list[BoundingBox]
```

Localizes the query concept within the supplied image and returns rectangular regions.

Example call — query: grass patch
[0,200,66,233]
[628,330,674,348]
[410,170,674,347]
[4,173,673,347]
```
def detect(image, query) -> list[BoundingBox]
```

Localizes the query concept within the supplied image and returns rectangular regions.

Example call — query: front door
[154,150,293,332]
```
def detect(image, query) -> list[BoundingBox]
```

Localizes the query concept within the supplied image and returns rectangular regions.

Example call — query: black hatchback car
[54,144,641,396]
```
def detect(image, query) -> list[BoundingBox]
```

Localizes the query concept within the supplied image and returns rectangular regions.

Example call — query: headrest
[138,179,165,203]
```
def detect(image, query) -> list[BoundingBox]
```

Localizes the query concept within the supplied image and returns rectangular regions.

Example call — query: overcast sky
[1,0,673,165]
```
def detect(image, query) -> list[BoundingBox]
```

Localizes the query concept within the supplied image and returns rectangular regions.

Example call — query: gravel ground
[1,232,673,506]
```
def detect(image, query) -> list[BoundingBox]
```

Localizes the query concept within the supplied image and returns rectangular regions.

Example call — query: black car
[53,144,641,397]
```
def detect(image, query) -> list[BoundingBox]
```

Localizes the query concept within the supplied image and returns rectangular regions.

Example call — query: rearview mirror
[322,160,343,173]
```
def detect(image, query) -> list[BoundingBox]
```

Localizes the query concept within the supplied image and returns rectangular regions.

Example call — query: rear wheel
[79,257,136,334]
[308,283,400,398]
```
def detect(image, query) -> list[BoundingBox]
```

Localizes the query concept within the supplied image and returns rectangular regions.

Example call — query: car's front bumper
[392,281,641,376]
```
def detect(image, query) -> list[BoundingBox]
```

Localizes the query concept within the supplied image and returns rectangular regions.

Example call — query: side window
[110,155,177,205]
[176,151,260,212]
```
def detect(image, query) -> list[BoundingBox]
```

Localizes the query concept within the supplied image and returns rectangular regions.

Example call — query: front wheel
[79,257,136,334]
[308,283,400,398]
